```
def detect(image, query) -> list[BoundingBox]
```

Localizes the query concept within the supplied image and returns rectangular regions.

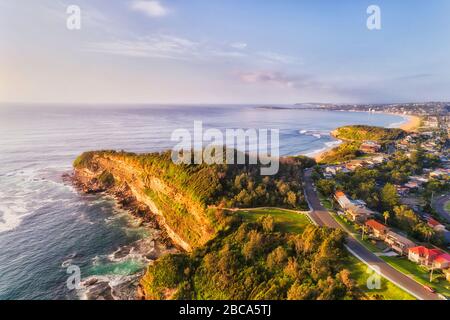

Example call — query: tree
[286,191,297,207]
[316,179,336,197]
[393,206,419,233]
[259,215,275,233]
[267,246,288,269]
[380,183,399,211]
[383,211,390,225]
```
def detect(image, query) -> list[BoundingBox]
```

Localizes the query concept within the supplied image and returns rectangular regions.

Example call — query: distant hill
[332,125,406,142]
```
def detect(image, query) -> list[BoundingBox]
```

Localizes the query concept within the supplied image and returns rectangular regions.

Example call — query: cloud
[85,33,300,68]
[130,1,168,17]
[395,73,434,81]
[237,71,297,88]
[257,52,300,65]
[230,42,248,50]
[85,35,199,59]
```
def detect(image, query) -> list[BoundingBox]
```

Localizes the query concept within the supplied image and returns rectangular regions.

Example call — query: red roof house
[408,246,450,269]
[365,219,389,239]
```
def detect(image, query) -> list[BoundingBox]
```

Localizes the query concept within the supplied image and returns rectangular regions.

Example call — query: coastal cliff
[72,150,315,299]
[73,151,219,251]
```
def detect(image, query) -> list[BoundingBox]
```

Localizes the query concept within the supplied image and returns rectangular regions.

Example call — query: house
[371,155,386,164]
[345,160,364,171]
[345,204,374,224]
[365,219,389,239]
[395,185,410,196]
[334,191,352,209]
[404,181,420,190]
[427,217,447,232]
[408,246,450,269]
[385,231,416,255]
[430,169,450,179]
[434,254,450,269]
[360,141,382,154]
[324,166,338,176]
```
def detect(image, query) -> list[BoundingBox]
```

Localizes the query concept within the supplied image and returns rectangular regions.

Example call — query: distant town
[309,103,450,298]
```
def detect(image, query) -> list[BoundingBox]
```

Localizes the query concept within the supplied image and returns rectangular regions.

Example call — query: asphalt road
[303,168,441,300]
[433,195,450,223]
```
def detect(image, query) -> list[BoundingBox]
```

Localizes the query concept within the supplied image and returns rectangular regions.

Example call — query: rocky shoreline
[63,170,180,300]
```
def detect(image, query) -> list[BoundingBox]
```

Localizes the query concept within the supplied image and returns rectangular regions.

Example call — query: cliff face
[73,152,217,252]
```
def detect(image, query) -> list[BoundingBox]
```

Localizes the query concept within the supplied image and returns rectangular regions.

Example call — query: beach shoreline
[398,114,421,132]
[310,113,421,162]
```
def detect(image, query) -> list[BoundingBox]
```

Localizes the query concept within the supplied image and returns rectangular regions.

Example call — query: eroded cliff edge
[73,151,220,251]
[72,150,314,299]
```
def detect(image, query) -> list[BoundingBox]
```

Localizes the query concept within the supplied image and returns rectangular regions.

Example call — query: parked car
[423,285,436,293]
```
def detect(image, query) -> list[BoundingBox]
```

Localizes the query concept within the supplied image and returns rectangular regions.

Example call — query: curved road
[303,168,441,300]
[433,195,450,223]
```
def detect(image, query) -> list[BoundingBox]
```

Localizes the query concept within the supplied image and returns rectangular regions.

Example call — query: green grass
[238,208,311,234]
[239,207,417,300]
[318,192,334,210]
[381,256,450,298]
[344,255,415,300]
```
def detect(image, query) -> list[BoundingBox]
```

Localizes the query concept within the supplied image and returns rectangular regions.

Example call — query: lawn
[381,256,450,298]
[239,207,416,299]
[344,255,415,300]
[318,192,334,210]
[238,208,311,234]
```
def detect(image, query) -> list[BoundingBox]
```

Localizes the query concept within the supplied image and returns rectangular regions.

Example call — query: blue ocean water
[0,104,406,299]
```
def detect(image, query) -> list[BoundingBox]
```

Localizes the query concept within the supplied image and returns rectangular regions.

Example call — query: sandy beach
[399,114,421,132]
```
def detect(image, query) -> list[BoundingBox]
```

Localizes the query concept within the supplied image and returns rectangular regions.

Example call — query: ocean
[0,104,406,299]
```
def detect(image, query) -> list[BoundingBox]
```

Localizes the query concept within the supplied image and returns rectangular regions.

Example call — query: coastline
[310,112,421,163]
[398,114,421,132]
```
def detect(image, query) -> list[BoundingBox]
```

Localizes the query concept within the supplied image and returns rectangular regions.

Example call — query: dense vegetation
[333,125,406,142]
[318,142,362,164]
[140,214,363,300]
[75,150,314,211]
[74,150,315,248]
[315,150,447,244]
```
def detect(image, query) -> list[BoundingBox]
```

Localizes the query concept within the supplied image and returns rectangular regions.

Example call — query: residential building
[427,217,447,232]
[360,141,382,154]
[408,246,450,269]
[334,191,352,209]
[345,204,374,223]
[385,231,416,255]
[365,219,389,239]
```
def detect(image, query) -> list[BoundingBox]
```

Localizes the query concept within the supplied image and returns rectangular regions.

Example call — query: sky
[1,0,450,104]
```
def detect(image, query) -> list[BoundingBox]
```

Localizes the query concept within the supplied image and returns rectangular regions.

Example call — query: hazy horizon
[1,0,450,104]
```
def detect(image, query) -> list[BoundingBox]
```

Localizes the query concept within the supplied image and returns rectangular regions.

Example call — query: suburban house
[384,231,416,255]
[360,141,382,154]
[430,169,450,179]
[334,191,352,209]
[408,246,450,269]
[345,160,364,171]
[335,191,374,223]
[345,205,374,223]
[427,217,447,232]
[434,254,450,269]
[365,219,389,239]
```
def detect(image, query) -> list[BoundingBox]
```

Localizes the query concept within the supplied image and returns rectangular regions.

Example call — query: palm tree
[423,225,434,243]
[383,211,390,225]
